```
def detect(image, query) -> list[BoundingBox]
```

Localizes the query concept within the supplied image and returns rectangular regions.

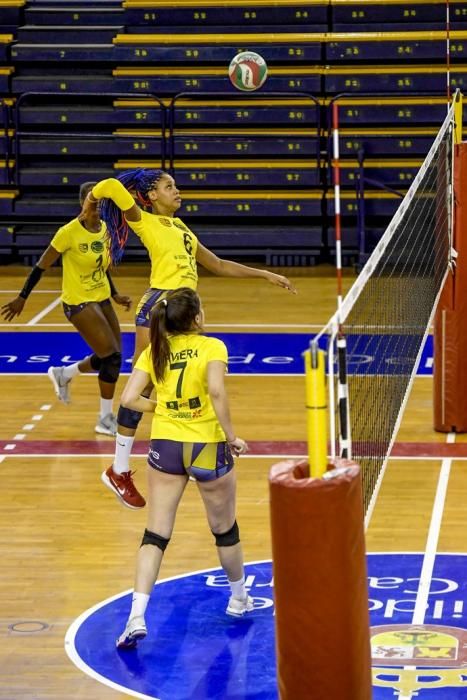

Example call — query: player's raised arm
[195,242,297,293]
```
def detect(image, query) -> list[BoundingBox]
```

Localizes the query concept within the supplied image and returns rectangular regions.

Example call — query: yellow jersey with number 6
[127,210,198,290]
[136,333,228,442]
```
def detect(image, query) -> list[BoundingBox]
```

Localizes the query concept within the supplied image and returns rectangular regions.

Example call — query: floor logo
[0,332,435,376]
[371,624,467,696]
[65,554,466,699]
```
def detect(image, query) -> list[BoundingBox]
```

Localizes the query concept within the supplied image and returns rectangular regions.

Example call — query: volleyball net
[317,94,458,526]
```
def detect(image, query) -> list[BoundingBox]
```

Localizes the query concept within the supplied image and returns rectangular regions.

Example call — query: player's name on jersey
[170,348,199,362]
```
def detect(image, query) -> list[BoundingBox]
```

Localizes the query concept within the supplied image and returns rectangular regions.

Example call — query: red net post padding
[434,143,467,431]
[269,459,372,700]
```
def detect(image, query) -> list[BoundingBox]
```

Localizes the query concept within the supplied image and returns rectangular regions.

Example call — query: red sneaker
[101,466,146,509]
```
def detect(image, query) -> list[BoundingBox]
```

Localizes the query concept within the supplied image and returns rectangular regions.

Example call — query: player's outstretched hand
[113,294,132,311]
[228,437,249,456]
[265,271,297,294]
[1,296,25,321]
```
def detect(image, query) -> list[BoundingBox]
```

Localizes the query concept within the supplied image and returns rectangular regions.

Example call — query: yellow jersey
[50,218,111,305]
[127,210,198,290]
[136,333,228,442]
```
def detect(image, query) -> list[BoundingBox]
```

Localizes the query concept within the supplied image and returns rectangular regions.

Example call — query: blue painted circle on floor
[65,554,467,699]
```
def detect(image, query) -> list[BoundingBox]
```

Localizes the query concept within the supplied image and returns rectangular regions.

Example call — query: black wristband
[19,265,44,299]
[106,270,118,297]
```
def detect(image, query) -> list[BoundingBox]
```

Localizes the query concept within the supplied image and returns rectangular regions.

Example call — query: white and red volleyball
[228,51,268,92]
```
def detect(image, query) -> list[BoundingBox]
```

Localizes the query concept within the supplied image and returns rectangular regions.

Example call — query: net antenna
[315,92,459,529]
[329,100,351,462]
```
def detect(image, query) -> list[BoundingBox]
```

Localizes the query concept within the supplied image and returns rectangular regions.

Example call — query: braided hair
[99,168,165,264]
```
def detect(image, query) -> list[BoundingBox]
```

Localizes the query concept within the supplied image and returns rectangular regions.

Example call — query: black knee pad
[118,405,143,429]
[141,528,170,552]
[90,353,102,371]
[98,351,122,383]
[213,520,240,547]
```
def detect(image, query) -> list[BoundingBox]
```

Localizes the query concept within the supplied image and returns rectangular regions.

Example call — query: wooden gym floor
[0,263,465,699]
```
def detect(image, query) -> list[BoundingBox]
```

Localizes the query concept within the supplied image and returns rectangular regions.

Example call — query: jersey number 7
[170,361,187,398]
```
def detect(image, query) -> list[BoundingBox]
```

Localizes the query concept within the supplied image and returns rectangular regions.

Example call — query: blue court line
[0,332,434,376]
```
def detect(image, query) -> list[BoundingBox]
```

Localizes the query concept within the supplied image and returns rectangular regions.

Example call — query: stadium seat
[112,31,323,62]
[112,66,322,95]
[16,24,122,43]
[326,30,467,62]
[325,64,467,94]
[172,129,317,157]
[115,158,321,188]
[332,1,467,32]
[12,189,324,218]
[0,0,464,263]
[333,96,451,125]
[338,128,436,158]
[0,1,23,35]
[0,68,14,93]
[0,190,18,214]
[122,2,328,29]
[24,4,123,27]
[0,34,13,61]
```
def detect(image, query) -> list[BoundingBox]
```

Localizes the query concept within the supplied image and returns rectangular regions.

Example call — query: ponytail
[150,299,171,383]
[99,168,165,264]
[149,289,201,383]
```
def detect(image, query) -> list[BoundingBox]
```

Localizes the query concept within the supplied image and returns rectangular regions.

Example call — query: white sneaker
[95,412,117,436]
[226,595,254,617]
[116,616,147,649]
[47,366,71,404]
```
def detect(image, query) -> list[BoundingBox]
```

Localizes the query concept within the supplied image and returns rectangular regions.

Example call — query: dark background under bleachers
[0,0,465,267]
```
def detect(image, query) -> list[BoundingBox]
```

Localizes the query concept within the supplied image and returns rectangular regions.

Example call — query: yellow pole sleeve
[454,91,463,145]
[304,345,328,478]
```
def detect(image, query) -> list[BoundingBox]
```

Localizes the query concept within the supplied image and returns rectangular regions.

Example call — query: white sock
[129,591,150,620]
[229,575,247,600]
[100,397,113,419]
[62,362,81,381]
[113,432,135,474]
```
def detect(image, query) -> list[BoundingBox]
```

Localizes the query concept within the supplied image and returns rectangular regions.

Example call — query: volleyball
[228,51,268,92]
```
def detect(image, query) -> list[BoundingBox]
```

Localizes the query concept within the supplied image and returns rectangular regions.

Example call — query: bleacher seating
[1,0,467,265]
[332,1,467,32]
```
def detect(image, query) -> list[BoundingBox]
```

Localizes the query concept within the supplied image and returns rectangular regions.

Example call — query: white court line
[13,434,26,440]
[412,432,454,625]
[0,321,321,329]
[65,560,270,700]
[22,424,35,431]
[0,289,61,294]
[0,452,301,459]
[0,372,306,377]
[374,455,467,461]
[26,296,62,326]
[208,323,318,329]
[3,452,465,462]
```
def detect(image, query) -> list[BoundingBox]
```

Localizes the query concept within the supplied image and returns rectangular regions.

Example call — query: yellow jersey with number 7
[135,333,228,442]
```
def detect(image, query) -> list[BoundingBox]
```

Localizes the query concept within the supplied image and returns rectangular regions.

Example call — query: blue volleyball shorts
[147,439,234,482]
[135,288,168,328]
